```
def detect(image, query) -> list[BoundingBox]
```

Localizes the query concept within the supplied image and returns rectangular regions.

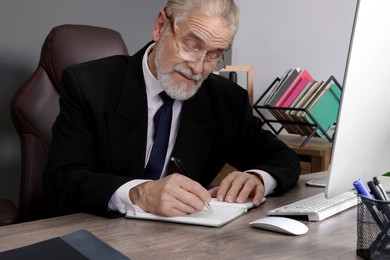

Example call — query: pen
[170,157,213,212]
[368,179,390,227]
[367,180,385,201]
[353,179,372,199]
[373,177,389,201]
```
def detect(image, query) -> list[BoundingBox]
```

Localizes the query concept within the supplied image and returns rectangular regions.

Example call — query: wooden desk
[279,134,333,174]
[0,173,359,259]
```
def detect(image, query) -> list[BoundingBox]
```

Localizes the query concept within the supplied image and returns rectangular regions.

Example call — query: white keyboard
[268,191,358,221]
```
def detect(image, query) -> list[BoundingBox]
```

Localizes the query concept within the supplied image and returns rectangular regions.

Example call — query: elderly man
[43,0,300,218]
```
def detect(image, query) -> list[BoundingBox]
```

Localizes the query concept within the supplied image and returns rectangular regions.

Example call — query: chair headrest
[39,24,129,91]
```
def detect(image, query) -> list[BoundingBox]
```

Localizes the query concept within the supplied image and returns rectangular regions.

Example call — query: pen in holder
[356,194,390,259]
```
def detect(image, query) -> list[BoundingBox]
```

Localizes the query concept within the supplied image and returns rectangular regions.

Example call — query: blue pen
[353,179,372,198]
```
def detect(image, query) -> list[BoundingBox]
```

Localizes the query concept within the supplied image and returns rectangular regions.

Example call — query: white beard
[154,29,207,101]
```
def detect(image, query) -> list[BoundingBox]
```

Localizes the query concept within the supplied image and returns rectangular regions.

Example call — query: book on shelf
[294,81,325,135]
[283,80,316,135]
[279,75,313,134]
[263,68,292,105]
[266,67,300,106]
[297,81,331,135]
[280,70,314,108]
[286,80,316,109]
[288,81,324,135]
[262,77,281,106]
[276,69,314,133]
[304,78,342,137]
[264,68,300,133]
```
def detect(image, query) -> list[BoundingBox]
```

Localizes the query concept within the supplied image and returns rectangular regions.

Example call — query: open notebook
[125,198,266,227]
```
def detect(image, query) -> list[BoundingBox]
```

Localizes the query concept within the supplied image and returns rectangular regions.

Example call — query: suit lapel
[168,84,217,180]
[106,48,148,178]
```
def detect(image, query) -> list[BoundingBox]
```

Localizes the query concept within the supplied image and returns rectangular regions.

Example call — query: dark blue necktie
[144,92,174,180]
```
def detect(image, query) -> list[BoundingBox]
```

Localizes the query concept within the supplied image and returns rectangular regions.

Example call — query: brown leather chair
[2,24,129,224]
[0,200,18,226]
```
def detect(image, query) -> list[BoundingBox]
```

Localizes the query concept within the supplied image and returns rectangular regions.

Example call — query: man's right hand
[129,173,211,217]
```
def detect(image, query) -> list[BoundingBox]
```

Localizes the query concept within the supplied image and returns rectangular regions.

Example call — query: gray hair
[163,0,240,36]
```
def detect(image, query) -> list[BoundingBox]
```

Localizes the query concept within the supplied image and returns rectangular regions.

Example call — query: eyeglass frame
[165,15,228,71]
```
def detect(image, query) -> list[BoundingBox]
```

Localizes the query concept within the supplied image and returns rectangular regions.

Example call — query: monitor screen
[325,0,390,198]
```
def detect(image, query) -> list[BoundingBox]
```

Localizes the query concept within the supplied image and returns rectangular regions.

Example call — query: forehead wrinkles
[178,15,232,49]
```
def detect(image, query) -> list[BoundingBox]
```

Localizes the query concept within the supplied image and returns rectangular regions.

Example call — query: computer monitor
[324,0,390,198]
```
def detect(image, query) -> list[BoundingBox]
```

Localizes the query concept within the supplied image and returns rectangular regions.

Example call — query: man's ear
[152,11,168,41]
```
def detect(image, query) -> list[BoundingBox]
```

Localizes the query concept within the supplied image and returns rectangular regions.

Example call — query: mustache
[173,65,204,81]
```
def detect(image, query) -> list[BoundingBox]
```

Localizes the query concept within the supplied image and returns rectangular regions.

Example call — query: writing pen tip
[205,202,213,212]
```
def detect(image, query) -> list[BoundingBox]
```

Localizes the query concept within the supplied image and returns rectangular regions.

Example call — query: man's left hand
[208,171,265,206]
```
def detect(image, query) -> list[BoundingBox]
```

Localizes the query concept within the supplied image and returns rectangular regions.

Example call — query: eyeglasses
[167,19,227,71]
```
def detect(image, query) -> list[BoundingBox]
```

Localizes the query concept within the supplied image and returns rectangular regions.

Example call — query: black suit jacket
[43,43,300,216]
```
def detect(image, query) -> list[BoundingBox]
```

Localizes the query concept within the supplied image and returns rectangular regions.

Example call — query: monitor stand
[305,170,329,187]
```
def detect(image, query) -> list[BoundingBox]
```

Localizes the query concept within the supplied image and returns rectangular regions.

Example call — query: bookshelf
[253,71,342,147]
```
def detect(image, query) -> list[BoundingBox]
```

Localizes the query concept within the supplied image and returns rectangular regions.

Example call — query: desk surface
[0,173,359,260]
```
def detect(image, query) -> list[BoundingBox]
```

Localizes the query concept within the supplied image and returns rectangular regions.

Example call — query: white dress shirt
[108,44,276,214]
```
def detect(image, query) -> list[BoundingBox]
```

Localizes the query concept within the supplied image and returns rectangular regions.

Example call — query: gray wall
[0,0,357,204]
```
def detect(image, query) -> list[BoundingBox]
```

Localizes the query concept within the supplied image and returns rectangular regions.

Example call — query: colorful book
[278,77,313,135]
[304,80,342,137]
[265,68,301,132]
[263,70,288,125]
[283,80,315,135]
[293,81,324,117]
[298,81,331,135]
[266,67,300,106]
[281,72,314,108]
[277,69,314,108]
[290,81,324,135]
[264,69,291,105]
[287,81,315,109]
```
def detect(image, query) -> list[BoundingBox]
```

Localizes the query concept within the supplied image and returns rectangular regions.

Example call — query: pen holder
[357,195,390,259]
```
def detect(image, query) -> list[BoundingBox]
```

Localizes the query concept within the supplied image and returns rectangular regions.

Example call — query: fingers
[130,172,264,217]
[251,184,264,206]
[208,186,219,197]
[181,176,211,206]
[130,174,210,217]
[157,194,199,216]
[216,171,265,205]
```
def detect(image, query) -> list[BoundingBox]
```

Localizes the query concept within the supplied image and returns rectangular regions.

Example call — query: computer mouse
[249,216,308,235]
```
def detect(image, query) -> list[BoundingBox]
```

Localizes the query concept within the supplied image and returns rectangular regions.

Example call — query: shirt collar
[142,43,163,99]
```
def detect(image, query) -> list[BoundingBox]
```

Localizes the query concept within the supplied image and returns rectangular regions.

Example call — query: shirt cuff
[245,169,277,196]
[108,179,150,215]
